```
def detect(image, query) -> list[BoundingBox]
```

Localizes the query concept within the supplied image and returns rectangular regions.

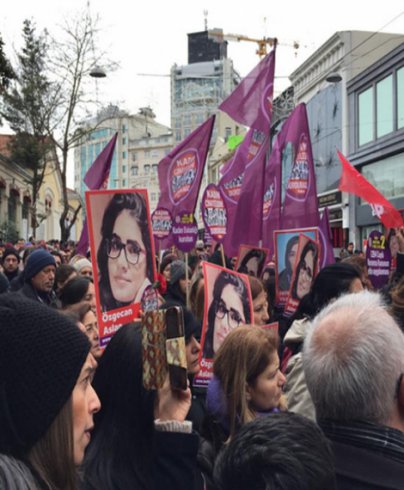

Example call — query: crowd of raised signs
[0,229,404,490]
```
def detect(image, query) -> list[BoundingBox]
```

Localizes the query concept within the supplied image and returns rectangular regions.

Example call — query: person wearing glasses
[97,193,154,312]
[202,270,251,358]
[290,240,319,301]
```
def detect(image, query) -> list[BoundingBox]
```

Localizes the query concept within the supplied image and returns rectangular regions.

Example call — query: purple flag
[219,49,276,257]
[157,116,215,248]
[319,207,335,267]
[76,132,118,254]
[261,141,282,256]
[281,104,320,230]
[75,218,89,255]
[219,49,276,128]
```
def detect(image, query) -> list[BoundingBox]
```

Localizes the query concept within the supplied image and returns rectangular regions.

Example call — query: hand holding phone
[155,375,191,422]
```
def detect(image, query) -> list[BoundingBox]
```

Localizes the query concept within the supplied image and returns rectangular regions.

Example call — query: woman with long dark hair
[237,249,266,277]
[81,323,200,490]
[203,271,251,358]
[60,276,97,314]
[97,193,154,312]
[290,240,319,301]
[0,295,100,489]
[278,236,299,291]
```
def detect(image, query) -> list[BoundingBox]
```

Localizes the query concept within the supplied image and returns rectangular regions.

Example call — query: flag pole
[220,244,226,268]
[158,241,161,274]
[185,252,190,309]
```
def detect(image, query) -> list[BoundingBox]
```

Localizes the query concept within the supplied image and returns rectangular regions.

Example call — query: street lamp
[326,72,342,83]
[90,66,106,78]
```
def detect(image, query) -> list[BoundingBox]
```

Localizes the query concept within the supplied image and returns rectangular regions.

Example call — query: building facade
[0,134,83,242]
[128,129,173,211]
[73,105,172,213]
[347,42,404,244]
[289,30,404,250]
[171,30,240,145]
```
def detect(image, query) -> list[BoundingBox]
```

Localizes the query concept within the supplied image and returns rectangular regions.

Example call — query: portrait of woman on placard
[290,239,319,301]
[278,235,299,292]
[237,248,267,278]
[97,192,154,312]
[202,270,251,358]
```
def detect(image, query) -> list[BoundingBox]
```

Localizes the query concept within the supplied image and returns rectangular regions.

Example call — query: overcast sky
[1,1,404,185]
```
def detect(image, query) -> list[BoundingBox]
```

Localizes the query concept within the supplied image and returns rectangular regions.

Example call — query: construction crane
[208,28,299,58]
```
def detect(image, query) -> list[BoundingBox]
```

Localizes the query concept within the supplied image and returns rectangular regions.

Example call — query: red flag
[338,151,404,228]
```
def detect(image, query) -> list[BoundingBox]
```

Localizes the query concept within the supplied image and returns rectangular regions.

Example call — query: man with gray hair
[303,290,404,489]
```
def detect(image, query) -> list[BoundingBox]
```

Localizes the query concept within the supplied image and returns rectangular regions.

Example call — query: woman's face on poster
[213,283,245,353]
[287,243,298,270]
[107,209,147,304]
[245,256,259,277]
[296,249,314,299]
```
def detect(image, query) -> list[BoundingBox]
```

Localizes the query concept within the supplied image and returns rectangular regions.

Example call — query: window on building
[151,150,159,158]
[144,164,150,174]
[8,192,18,225]
[152,164,158,174]
[122,179,126,187]
[132,152,137,161]
[362,153,404,200]
[122,165,126,174]
[22,197,30,220]
[122,151,126,159]
[151,192,156,201]
[225,127,232,141]
[195,113,204,124]
[131,165,138,176]
[122,124,127,133]
[358,87,374,146]
[376,75,393,138]
[122,137,126,145]
[175,131,181,141]
[144,150,150,158]
[398,66,404,129]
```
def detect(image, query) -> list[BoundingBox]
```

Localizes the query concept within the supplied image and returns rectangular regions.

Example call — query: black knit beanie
[2,248,20,264]
[24,249,56,282]
[0,294,90,456]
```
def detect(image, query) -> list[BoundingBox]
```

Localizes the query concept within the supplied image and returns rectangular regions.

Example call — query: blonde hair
[213,326,278,439]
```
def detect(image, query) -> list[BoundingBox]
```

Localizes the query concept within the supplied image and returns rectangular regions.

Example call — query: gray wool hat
[170,260,191,285]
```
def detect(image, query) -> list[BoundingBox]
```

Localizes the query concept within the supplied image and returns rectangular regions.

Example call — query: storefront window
[361,153,404,200]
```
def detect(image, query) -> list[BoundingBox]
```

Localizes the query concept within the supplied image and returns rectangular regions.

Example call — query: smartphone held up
[142,306,188,391]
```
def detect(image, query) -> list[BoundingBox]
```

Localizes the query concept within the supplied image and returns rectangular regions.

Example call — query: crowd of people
[0,228,404,489]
